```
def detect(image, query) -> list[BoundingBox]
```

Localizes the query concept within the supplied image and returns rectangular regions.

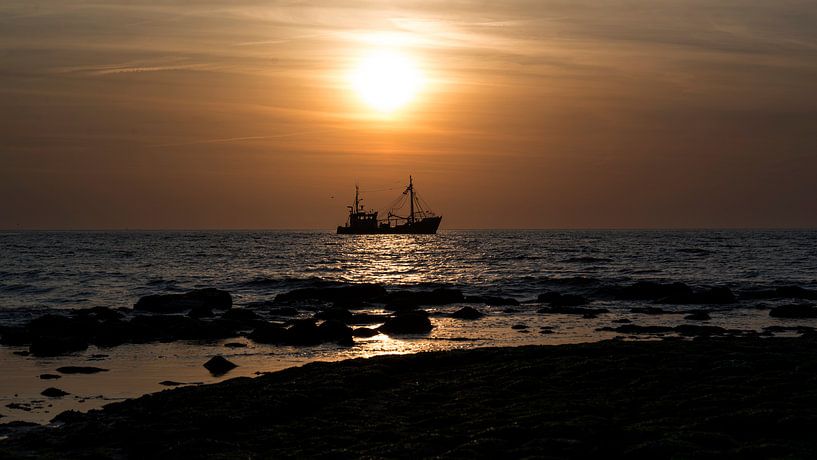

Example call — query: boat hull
[337,216,442,234]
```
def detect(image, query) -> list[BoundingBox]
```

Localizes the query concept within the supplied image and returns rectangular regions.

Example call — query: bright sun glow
[349,50,424,113]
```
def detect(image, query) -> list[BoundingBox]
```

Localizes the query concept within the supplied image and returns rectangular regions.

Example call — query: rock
[630,307,670,315]
[203,356,237,376]
[318,320,354,345]
[742,286,817,300]
[538,292,589,307]
[29,336,89,357]
[72,307,124,321]
[658,286,736,305]
[598,325,674,334]
[511,324,528,330]
[383,288,465,310]
[0,326,30,346]
[274,284,387,305]
[315,308,353,323]
[224,342,247,348]
[463,295,519,306]
[451,307,484,320]
[538,306,609,316]
[134,288,233,313]
[674,325,729,337]
[188,306,214,319]
[348,313,391,325]
[221,308,259,322]
[266,307,300,317]
[769,304,817,319]
[39,374,62,380]
[128,315,236,342]
[696,287,736,304]
[352,327,380,338]
[285,319,323,345]
[41,387,69,398]
[56,366,109,375]
[610,281,693,301]
[379,311,433,335]
[685,311,711,321]
[248,323,288,344]
[159,381,185,386]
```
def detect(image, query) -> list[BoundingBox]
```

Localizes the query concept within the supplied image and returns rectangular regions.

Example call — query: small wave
[677,248,714,255]
[560,256,613,264]
[237,276,341,290]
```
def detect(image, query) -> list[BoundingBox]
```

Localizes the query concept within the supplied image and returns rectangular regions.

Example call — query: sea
[2,230,817,423]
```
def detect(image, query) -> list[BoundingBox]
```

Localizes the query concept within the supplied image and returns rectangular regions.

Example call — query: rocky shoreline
[3,282,817,357]
[2,336,817,458]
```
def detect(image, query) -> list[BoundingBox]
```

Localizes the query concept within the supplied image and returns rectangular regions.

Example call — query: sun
[349,50,424,114]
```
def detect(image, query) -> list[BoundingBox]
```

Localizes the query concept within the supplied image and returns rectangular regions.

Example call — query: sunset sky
[1,0,815,229]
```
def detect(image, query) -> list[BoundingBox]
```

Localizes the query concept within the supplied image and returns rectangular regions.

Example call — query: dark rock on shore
[769,304,817,319]
[30,335,89,357]
[348,313,390,325]
[599,324,674,334]
[658,286,736,305]
[451,306,484,320]
[607,281,693,300]
[265,307,300,317]
[463,295,519,306]
[221,308,258,322]
[601,281,736,305]
[248,319,353,346]
[379,310,433,335]
[159,381,185,387]
[8,338,817,458]
[315,307,353,323]
[685,311,711,321]
[224,342,247,348]
[187,305,214,319]
[274,284,387,305]
[538,292,589,306]
[40,388,69,398]
[630,306,672,315]
[134,288,233,313]
[318,320,354,346]
[56,366,108,375]
[538,306,609,317]
[39,374,61,380]
[203,356,237,376]
[247,323,287,344]
[351,327,380,338]
[742,286,817,301]
[384,288,465,310]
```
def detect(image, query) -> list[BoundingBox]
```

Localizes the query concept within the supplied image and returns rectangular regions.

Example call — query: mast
[354,184,360,214]
[408,176,415,225]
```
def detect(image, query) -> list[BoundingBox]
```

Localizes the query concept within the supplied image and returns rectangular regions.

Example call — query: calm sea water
[2,230,816,317]
[2,230,817,424]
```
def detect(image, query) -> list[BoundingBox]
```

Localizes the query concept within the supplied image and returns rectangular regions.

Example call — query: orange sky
[1,1,816,229]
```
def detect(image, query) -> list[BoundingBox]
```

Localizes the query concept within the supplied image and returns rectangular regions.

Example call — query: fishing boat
[337,176,442,234]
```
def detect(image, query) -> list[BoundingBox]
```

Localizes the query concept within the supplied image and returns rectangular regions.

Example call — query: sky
[1,0,816,229]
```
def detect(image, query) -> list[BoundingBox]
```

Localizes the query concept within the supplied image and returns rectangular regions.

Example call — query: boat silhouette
[337,176,442,234]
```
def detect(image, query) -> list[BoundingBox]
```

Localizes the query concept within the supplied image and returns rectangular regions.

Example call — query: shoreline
[3,336,817,458]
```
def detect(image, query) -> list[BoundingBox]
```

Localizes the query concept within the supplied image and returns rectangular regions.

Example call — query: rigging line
[359,187,401,193]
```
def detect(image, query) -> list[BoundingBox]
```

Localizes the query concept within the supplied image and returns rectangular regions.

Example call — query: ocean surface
[3,230,816,316]
[2,230,817,423]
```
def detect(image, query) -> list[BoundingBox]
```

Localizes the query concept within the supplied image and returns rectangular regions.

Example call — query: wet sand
[3,336,817,458]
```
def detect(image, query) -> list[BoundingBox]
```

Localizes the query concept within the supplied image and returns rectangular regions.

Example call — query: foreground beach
[3,336,817,458]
